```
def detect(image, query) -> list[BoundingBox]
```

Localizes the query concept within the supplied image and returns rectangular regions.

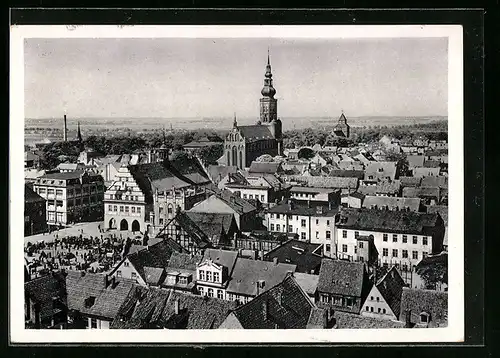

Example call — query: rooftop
[317,259,365,297]
[362,195,421,212]
[264,239,323,274]
[267,200,339,217]
[399,287,448,327]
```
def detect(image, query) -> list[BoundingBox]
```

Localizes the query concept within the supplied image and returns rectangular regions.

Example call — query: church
[219,51,283,170]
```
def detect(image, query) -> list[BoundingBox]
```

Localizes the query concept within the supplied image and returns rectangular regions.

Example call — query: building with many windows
[265,199,339,258]
[25,184,47,236]
[335,207,445,269]
[33,170,104,226]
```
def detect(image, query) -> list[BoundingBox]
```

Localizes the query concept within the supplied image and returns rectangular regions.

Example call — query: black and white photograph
[10,24,464,343]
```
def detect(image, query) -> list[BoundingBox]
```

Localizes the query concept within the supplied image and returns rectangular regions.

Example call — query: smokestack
[63,113,68,142]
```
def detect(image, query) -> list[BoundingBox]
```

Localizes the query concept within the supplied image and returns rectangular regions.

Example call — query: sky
[24,37,448,119]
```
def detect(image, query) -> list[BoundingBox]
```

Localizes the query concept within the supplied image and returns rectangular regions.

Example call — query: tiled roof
[166,253,201,272]
[39,170,86,180]
[306,307,327,329]
[413,167,440,177]
[362,195,421,212]
[426,205,448,226]
[226,258,297,297]
[364,162,397,180]
[249,162,282,174]
[333,310,405,329]
[25,184,46,204]
[317,259,365,297]
[168,212,213,249]
[328,170,365,179]
[375,267,405,318]
[349,192,366,200]
[264,239,323,274]
[143,266,165,286]
[290,186,338,194]
[285,175,359,190]
[66,271,136,320]
[423,160,441,168]
[127,239,184,281]
[238,125,275,142]
[185,212,236,239]
[399,288,448,327]
[400,176,422,187]
[229,275,315,329]
[24,272,67,319]
[213,190,257,215]
[294,272,320,297]
[25,151,39,161]
[402,187,440,199]
[267,200,339,217]
[337,207,441,235]
[207,165,239,184]
[415,252,447,269]
[201,248,239,274]
[421,176,448,189]
[407,155,425,168]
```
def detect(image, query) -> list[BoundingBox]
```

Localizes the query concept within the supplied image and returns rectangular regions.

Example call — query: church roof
[238,125,275,142]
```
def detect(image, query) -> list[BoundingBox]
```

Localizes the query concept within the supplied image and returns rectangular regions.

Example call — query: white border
[10,25,464,344]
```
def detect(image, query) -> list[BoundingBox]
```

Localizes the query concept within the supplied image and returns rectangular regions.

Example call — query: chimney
[174,298,180,315]
[307,199,311,208]
[256,281,260,296]
[405,309,412,328]
[263,299,269,320]
[111,276,116,287]
[63,113,67,142]
[273,257,278,266]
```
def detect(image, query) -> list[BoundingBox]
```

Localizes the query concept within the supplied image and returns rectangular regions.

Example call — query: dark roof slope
[317,259,365,297]
[249,162,282,174]
[333,311,405,329]
[24,272,66,319]
[328,170,365,179]
[168,212,213,249]
[267,200,339,217]
[399,288,448,327]
[336,207,442,235]
[167,252,203,270]
[264,239,323,274]
[25,184,46,204]
[376,267,405,318]
[230,275,315,329]
[185,212,236,238]
[202,248,239,274]
[238,125,274,142]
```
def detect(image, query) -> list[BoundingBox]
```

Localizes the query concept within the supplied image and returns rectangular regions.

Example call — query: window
[301,232,306,240]
[393,234,398,242]
[131,207,135,213]
[316,231,319,239]
[227,293,234,301]
[392,249,398,258]
[359,242,364,249]
[208,288,214,298]
[261,195,265,202]
[378,308,381,313]
[412,251,418,260]
[159,218,164,225]
[403,235,408,243]
[120,206,124,212]
[370,296,374,301]
[199,287,205,296]
[383,248,389,257]
[206,271,212,282]
[217,290,224,299]
[342,244,347,253]
[270,213,274,219]
[301,219,306,227]
[113,205,117,211]
[402,250,408,258]
[383,308,386,314]
[326,220,330,226]
[116,270,122,277]
[420,313,429,323]
[213,272,220,283]
[124,262,130,267]
[376,297,380,302]
[325,244,331,252]
[326,231,331,240]
[355,231,359,238]
[137,207,141,213]
[423,237,428,245]
[354,246,357,254]
[370,307,374,312]
[108,205,112,211]
[199,270,205,281]
[342,230,347,238]
[276,214,280,219]
[316,219,319,225]
[270,224,275,231]
[249,194,253,199]
[56,189,63,196]
[366,306,369,311]
[125,206,129,213]
[38,188,46,194]
[383,234,388,242]
[276,224,280,232]
[345,298,353,307]
[90,318,97,329]
[413,236,418,244]
[422,252,428,259]
[47,189,55,195]
[288,225,293,232]
[243,194,247,199]
[131,272,137,279]
[321,294,329,303]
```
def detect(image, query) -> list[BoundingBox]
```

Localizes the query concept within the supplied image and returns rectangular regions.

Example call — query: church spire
[233,112,238,128]
[77,121,83,143]
[261,48,276,98]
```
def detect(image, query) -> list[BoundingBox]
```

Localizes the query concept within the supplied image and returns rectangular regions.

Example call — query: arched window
[232,147,237,167]
[239,151,243,169]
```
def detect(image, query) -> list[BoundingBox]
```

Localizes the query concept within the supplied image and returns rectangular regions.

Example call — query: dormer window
[420,312,430,323]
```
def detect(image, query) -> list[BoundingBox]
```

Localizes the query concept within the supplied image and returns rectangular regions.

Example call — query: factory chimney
[63,112,68,142]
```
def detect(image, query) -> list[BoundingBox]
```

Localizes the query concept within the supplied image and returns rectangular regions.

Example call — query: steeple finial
[267,47,270,65]
[77,121,83,144]
[233,112,238,128]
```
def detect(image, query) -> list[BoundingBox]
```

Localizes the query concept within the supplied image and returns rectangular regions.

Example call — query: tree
[415,261,448,290]
[195,144,224,165]
[385,149,409,176]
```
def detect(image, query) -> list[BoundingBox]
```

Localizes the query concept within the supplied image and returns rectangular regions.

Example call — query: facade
[222,53,283,169]
[289,186,341,206]
[25,184,47,236]
[266,199,339,258]
[336,208,445,270]
[225,174,289,207]
[195,249,239,301]
[333,113,350,138]
[24,151,40,169]
[104,165,148,233]
[33,170,105,226]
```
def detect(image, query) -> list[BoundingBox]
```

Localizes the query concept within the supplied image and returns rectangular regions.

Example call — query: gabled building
[317,259,369,314]
[364,162,398,182]
[289,186,341,206]
[358,180,401,197]
[361,266,405,320]
[25,184,47,236]
[362,195,422,212]
[333,112,350,138]
[225,173,289,207]
[248,161,283,176]
[24,151,40,169]
[187,190,258,232]
[218,275,330,329]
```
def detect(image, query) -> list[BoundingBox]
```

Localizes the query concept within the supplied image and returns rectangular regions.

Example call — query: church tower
[259,49,278,124]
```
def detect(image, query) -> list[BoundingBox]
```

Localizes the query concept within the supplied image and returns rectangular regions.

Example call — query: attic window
[420,312,430,323]
[84,296,96,308]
